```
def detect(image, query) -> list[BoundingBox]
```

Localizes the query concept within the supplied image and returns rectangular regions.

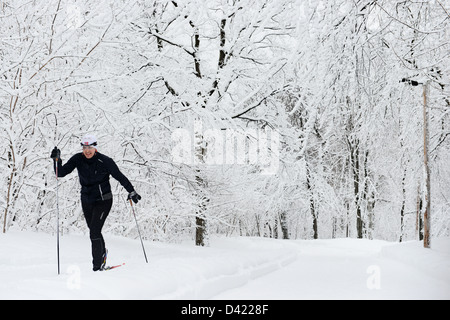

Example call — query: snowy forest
[1,0,449,246]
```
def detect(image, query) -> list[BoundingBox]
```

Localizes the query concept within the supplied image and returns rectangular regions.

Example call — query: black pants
[82,199,113,269]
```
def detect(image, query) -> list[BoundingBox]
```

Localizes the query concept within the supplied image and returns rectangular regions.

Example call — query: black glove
[128,191,141,204]
[50,147,61,161]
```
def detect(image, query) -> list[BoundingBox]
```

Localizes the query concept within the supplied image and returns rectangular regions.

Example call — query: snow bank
[156,238,297,299]
[1,232,449,300]
[0,232,297,300]
[215,238,450,300]
[381,238,450,284]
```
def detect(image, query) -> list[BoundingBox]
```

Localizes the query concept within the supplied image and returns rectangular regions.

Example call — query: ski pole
[129,199,148,263]
[55,152,60,275]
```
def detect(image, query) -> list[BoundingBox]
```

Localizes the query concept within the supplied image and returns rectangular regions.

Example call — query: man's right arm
[53,152,79,177]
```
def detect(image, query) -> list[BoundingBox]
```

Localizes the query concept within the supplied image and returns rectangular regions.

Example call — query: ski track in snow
[0,231,449,300]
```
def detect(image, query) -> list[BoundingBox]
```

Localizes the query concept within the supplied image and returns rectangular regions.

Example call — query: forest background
[1,0,449,246]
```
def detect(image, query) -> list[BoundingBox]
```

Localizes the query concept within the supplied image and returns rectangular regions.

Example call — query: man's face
[82,146,96,159]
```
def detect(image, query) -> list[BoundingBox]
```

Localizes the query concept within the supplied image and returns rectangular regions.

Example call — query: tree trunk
[423,83,431,248]
[399,169,407,242]
[352,145,363,239]
[195,215,207,246]
[416,185,424,240]
[194,120,208,246]
[3,147,16,233]
[279,211,289,239]
[306,163,318,239]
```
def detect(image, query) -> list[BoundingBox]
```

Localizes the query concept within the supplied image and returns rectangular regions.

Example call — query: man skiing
[50,134,141,271]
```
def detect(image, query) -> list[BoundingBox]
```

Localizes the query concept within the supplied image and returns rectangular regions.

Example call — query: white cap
[81,134,98,147]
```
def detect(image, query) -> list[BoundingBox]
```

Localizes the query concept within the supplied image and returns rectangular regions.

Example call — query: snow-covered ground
[0,231,449,300]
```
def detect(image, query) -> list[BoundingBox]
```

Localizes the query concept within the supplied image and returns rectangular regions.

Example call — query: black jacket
[55,152,135,203]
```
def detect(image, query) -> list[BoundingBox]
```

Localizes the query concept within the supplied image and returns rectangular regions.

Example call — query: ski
[102,263,125,271]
